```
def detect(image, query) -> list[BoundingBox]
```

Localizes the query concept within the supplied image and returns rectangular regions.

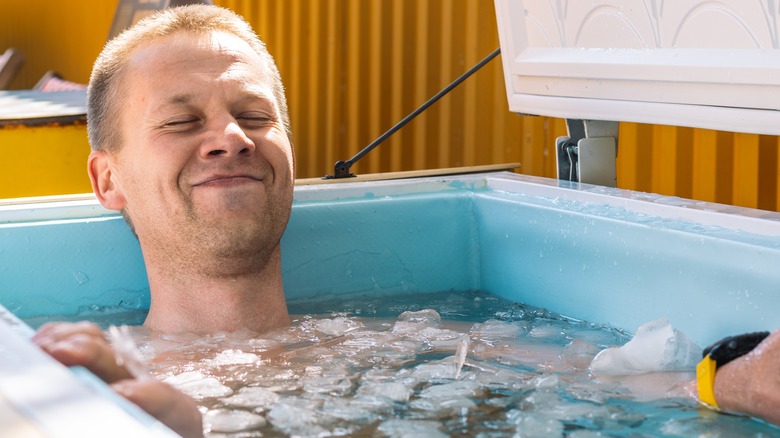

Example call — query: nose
[201,119,256,158]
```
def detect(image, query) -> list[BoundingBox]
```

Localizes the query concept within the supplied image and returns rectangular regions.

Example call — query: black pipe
[324,47,501,179]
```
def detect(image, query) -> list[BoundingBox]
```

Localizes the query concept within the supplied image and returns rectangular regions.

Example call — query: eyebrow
[237,85,276,106]
[153,87,276,111]
[151,93,198,113]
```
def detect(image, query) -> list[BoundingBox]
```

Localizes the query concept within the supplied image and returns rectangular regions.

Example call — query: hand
[713,330,780,426]
[33,322,204,438]
[113,378,204,438]
[33,321,133,382]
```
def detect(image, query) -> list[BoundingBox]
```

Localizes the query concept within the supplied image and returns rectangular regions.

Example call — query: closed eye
[158,116,203,134]
[164,117,199,127]
[237,114,276,130]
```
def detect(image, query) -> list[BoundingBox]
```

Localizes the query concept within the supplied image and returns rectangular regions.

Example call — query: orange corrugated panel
[757,136,779,211]
[692,129,720,203]
[734,133,761,209]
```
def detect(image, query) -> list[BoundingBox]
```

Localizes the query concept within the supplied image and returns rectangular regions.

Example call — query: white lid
[494,0,780,135]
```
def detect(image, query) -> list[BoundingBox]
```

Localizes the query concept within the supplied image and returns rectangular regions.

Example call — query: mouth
[193,174,262,188]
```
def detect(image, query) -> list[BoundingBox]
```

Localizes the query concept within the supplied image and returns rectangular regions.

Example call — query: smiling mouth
[194,175,262,187]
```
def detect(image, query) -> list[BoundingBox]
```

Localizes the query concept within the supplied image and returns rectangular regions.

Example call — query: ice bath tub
[2,171,780,434]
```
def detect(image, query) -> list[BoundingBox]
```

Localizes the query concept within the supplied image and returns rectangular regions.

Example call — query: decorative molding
[495,0,780,134]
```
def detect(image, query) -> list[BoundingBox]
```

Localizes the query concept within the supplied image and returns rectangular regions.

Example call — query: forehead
[123,30,274,99]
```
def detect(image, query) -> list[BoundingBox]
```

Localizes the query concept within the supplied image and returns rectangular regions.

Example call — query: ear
[88,150,127,211]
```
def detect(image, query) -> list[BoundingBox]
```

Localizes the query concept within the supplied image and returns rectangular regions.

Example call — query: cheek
[258,131,294,175]
[271,134,295,171]
[120,157,179,204]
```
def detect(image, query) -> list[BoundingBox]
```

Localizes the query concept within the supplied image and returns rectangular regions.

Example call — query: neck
[141,247,290,334]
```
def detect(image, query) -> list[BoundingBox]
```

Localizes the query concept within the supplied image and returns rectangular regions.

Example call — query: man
[34,4,296,436]
[86,3,293,334]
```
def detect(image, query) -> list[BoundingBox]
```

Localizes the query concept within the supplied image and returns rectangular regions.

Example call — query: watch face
[704,331,770,366]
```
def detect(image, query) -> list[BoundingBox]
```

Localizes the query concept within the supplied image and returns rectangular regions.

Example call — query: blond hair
[87,4,290,152]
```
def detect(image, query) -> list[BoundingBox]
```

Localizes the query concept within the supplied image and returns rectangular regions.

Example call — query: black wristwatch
[703,331,770,367]
[697,330,770,409]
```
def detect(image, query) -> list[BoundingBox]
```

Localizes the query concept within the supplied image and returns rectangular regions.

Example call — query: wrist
[696,331,769,410]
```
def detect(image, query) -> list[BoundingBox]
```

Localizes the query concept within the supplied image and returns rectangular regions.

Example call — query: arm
[32,321,203,438]
[712,330,780,426]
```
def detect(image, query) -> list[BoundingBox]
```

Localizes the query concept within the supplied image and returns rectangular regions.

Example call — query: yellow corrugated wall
[1,0,779,212]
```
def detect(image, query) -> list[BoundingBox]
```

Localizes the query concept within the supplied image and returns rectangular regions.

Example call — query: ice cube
[397,309,441,326]
[221,386,280,410]
[560,339,601,370]
[589,318,701,376]
[506,410,564,437]
[266,398,325,436]
[206,349,261,366]
[164,371,233,399]
[203,409,266,433]
[357,381,412,402]
[419,380,483,400]
[376,419,448,438]
[315,316,363,336]
[470,319,525,339]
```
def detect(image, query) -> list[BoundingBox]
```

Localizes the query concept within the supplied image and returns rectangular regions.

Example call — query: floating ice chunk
[377,419,448,438]
[532,374,559,389]
[357,381,412,402]
[267,398,325,436]
[221,386,280,410]
[568,431,609,438]
[348,393,396,416]
[419,380,483,400]
[393,321,464,349]
[589,318,701,376]
[164,371,233,399]
[597,371,694,401]
[391,321,426,336]
[241,366,301,393]
[203,409,266,433]
[424,328,469,349]
[470,319,525,339]
[506,410,564,437]
[564,379,630,405]
[471,340,565,370]
[453,336,468,379]
[397,309,441,326]
[315,316,363,336]
[162,370,205,385]
[529,323,565,339]
[412,359,464,380]
[108,325,149,379]
[206,349,261,366]
[560,339,601,370]
[410,396,476,413]
[471,364,534,391]
[302,364,353,395]
[320,396,384,424]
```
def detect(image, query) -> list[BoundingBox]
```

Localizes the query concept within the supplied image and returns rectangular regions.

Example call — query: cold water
[24,290,779,437]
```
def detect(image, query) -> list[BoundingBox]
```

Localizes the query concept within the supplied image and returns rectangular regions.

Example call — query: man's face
[100,31,294,263]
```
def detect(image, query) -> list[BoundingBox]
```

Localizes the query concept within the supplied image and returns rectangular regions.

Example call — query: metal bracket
[555,119,618,187]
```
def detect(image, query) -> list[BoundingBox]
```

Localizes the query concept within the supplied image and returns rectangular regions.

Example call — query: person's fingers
[32,321,105,345]
[112,379,204,438]
[32,322,133,383]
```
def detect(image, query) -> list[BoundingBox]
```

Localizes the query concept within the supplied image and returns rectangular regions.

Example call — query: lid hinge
[555,119,618,187]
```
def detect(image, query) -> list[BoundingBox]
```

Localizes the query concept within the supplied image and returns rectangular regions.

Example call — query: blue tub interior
[3,172,780,346]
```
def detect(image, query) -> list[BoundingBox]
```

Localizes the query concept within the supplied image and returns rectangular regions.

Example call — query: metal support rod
[325,47,501,179]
